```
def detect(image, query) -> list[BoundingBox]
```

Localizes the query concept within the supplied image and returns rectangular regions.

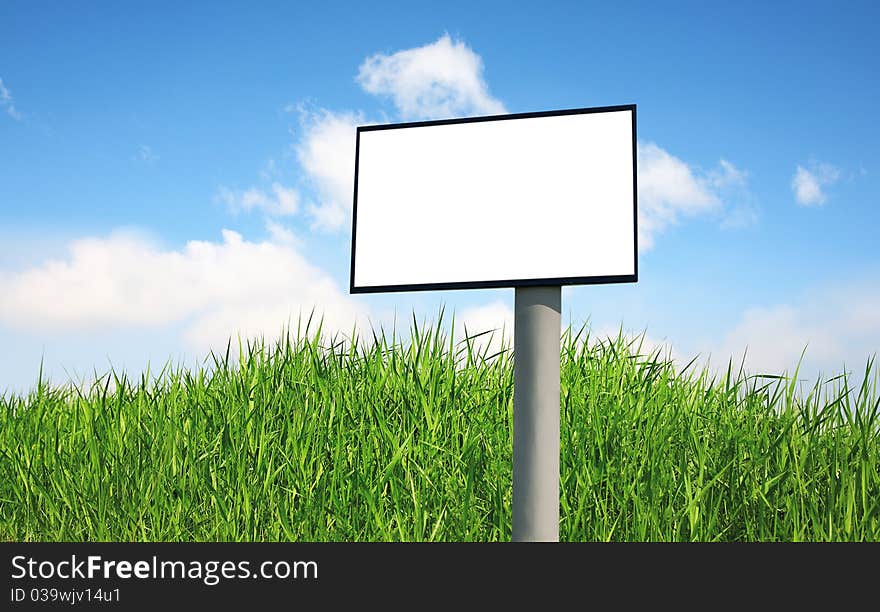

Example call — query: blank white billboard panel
[351,105,637,293]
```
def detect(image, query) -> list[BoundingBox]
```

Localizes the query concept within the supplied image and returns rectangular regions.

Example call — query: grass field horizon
[2,314,878,542]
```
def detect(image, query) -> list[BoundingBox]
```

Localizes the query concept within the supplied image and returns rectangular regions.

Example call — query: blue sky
[1,1,878,393]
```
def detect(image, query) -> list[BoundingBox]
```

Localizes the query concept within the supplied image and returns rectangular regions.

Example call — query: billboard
[351,105,637,293]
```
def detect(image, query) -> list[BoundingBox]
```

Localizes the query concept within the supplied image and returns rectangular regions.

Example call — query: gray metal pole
[512,285,561,542]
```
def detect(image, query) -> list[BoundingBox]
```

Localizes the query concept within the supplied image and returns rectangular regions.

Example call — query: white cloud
[264,220,302,248]
[706,281,880,380]
[215,109,359,232]
[357,34,506,120]
[709,159,747,189]
[709,159,758,229]
[792,162,840,206]
[0,77,22,120]
[217,182,300,216]
[637,143,742,250]
[0,228,368,353]
[295,109,362,231]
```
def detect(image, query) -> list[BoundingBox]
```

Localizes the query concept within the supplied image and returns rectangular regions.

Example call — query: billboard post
[512,286,561,542]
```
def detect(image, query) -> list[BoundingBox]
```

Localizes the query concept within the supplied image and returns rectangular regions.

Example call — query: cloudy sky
[1,2,878,393]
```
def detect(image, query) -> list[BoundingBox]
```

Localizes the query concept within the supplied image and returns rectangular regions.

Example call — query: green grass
[1,313,879,541]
